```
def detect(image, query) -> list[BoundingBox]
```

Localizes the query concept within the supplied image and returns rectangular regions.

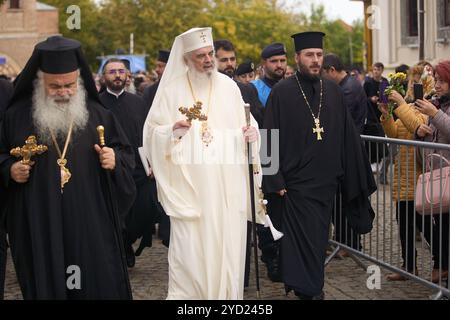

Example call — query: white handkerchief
[138,147,151,176]
[264,215,284,241]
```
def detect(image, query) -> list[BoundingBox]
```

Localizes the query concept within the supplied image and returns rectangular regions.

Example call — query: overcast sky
[93,0,365,25]
[291,0,365,24]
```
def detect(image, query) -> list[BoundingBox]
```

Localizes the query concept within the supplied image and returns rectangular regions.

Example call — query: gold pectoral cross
[10,135,48,165]
[178,101,208,123]
[313,118,324,141]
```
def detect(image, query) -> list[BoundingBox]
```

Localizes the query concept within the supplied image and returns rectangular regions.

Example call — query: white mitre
[181,27,213,53]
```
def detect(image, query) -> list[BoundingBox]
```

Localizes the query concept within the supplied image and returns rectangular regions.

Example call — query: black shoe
[162,239,170,248]
[295,290,325,300]
[125,244,135,268]
[313,291,325,300]
[295,291,312,300]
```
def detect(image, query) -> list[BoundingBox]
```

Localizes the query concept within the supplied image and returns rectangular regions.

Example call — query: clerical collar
[262,76,280,88]
[106,87,125,99]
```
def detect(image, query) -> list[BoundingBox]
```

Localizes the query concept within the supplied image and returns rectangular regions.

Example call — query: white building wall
[371,0,450,71]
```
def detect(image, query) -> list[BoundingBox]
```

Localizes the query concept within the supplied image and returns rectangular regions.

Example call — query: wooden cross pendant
[313,118,324,141]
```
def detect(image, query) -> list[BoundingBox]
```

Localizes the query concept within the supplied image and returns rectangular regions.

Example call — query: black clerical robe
[140,81,171,247]
[99,90,158,252]
[142,81,159,115]
[263,72,376,297]
[0,78,12,300]
[0,79,13,120]
[236,81,264,128]
[0,98,136,299]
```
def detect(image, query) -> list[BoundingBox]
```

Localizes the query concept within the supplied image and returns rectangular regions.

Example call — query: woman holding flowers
[379,64,432,280]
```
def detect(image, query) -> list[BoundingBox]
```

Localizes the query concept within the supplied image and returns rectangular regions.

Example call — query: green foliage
[40,0,101,69]
[298,4,364,68]
[41,0,364,71]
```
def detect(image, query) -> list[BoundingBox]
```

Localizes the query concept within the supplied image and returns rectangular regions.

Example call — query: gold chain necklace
[294,73,324,141]
[187,73,213,146]
[50,120,74,193]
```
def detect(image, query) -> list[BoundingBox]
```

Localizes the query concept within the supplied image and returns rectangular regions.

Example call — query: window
[437,0,450,41]
[445,0,450,26]
[9,0,20,9]
[408,0,418,36]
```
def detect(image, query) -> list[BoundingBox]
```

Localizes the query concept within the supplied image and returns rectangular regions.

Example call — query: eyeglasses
[106,69,126,75]
[219,57,236,63]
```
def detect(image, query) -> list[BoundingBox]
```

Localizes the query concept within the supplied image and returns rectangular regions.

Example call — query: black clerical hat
[158,50,170,63]
[236,61,255,76]
[9,36,100,107]
[261,43,286,60]
[291,31,325,52]
[36,36,81,74]
[121,58,131,71]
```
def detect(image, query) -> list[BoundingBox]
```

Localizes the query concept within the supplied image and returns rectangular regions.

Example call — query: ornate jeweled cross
[179,101,208,123]
[313,118,324,141]
[10,135,48,165]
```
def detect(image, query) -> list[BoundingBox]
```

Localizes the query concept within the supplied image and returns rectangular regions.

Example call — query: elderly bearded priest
[0,36,136,299]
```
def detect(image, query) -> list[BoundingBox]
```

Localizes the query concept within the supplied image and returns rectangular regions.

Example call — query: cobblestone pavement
[3,182,448,300]
[2,236,440,300]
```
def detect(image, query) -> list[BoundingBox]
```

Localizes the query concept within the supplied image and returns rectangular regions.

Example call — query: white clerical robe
[144,71,263,300]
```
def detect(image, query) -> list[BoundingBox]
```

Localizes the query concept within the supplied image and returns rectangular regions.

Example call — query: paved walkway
[3,235,438,300]
[4,179,448,300]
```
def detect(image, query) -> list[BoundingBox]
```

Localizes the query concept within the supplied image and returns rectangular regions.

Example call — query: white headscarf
[142,27,213,145]
[141,27,214,219]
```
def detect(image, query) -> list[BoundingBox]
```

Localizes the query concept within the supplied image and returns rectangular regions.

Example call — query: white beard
[185,58,218,81]
[32,71,89,145]
[126,81,136,94]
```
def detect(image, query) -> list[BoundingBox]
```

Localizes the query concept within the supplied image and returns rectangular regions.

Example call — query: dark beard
[297,62,321,82]
[105,78,126,92]
[219,68,235,78]
[266,68,284,81]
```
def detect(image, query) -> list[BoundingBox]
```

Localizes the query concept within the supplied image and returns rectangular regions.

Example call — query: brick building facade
[0,0,59,77]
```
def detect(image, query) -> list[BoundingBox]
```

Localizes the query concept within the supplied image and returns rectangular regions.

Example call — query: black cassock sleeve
[101,111,136,223]
[0,106,18,189]
[341,106,377,234]
[262,90,286,194]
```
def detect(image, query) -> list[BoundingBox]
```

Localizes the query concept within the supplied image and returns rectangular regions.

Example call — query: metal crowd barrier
[327,135,450,300]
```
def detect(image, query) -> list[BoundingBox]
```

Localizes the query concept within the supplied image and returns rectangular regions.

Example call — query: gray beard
[32,72,89,145]
[126,81,136,94]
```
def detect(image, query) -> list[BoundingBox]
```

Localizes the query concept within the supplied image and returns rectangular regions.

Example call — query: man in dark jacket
[323,54,367,133]
[322,54,368,254]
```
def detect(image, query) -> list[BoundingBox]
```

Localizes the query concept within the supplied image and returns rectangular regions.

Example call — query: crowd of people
[0,25,448,301]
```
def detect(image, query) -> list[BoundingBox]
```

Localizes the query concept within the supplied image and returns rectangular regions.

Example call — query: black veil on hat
[9,36,100,108]
[291,31,325,52]
[120,58,131,71]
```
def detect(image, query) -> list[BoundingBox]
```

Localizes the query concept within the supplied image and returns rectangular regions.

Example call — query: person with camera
[415,60,450,283]
[379,62,433,281]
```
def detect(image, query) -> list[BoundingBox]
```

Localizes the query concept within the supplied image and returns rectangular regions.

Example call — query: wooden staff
[96,125,133,299]
[244,104,260,298]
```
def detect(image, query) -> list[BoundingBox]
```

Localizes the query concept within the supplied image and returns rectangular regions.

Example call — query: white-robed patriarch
[142,27,266,300]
